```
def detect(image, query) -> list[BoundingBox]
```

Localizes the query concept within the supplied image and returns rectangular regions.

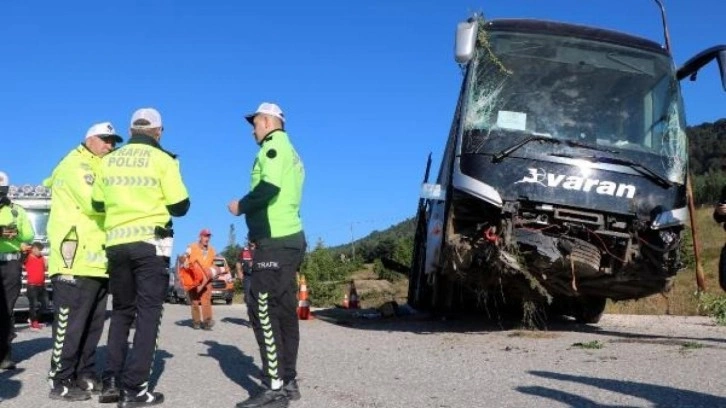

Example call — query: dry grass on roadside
[508,330,559,339]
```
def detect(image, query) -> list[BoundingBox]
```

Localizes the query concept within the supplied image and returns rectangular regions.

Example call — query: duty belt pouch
[148,227,174,258]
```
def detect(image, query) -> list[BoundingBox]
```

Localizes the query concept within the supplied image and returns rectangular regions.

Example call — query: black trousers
[247,231,306,389]
[48,275,109,383]
[27,284,49,322]
[104,242,167,392]
[0,259,21,362]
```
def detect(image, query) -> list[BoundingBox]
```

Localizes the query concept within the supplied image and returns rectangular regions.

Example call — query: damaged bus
[409,3,726,323]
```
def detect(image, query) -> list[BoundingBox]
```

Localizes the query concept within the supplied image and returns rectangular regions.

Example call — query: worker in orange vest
[184,229,217,330]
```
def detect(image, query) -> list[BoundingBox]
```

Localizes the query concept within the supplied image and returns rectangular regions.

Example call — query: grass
[508,330,559,339]
[570,340,604,350]
[606,207,726,317]
[680,341,704,351]
[697,292,726,325]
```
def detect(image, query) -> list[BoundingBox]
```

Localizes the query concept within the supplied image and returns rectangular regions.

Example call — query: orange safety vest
[187,242,216,269]
[178,243,216,290]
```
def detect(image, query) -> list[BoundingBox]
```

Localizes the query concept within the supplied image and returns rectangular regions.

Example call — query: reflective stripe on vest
[102,176,159,187]
[106,226,156,241]
[85,251,107,264]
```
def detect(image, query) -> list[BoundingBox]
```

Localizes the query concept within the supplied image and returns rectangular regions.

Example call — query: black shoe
[202,319,215,331]
[77,374,102,394]
[236,388,289,408]
[283,379,301,401]
[118,389,164,407]
[0,356,16,370]
[49,380,91,401]
[99,375,120,403]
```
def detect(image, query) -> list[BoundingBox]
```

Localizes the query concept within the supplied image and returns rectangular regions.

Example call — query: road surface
[1,303,725,407]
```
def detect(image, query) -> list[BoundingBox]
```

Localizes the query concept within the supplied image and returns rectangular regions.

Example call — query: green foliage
[687,119,726,176]
[219,244,242,274]
[328,218,416,263]
[373,258,406,282]
[570,340,604,350]
[691,171,726,205]
[680,341,704,350]
[301,239,363,307]
[688,119,726,205]
[698,293,726,326]
[680,226,695,271]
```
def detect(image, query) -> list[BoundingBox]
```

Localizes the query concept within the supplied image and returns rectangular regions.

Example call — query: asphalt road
[1,303,725,408]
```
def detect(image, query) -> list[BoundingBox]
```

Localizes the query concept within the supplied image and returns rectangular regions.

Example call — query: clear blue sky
[2,0,725,256]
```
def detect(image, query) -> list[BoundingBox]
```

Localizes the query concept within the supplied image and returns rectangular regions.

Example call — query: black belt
[0,253,21,261]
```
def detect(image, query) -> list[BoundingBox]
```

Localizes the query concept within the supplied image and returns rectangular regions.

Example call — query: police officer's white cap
[0,172,9,188]
[245,102,285,125]
[85,122,123,144]
[130,108,163,129]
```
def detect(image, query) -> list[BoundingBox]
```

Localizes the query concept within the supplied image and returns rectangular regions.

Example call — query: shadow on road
[313,308,726,346]
[312,307,515,335]
[13,336,53,363]
[0,367,26,401]
[516,370,726,407]
[149,349,174,391]
[199,340,261,395]
[174,318,199,328]
[571,324,726,346]
[220,317,251,327]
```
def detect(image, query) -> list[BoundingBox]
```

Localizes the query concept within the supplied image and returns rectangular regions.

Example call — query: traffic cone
[342,292,349,309]
[348,280,360,309]
[297,275,310,320]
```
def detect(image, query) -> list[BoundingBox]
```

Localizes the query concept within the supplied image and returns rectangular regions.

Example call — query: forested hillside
[688,118,726,204]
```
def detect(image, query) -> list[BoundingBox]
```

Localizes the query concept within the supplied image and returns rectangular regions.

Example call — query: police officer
[45,122,123,400]
[0,171,34,370]
[235,241,256,305]
[228,102,306,408]
[92,108,190,406]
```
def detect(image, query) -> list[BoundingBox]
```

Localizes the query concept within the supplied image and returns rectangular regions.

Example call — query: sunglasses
[99,136,118,147]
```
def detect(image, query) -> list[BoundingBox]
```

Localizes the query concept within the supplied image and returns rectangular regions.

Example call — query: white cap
[245,102,285,124]
[0,171,8,188]
[130,107,163,129]
[85,122,123,143]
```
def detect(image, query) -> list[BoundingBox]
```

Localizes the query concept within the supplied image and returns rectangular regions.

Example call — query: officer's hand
[716,204,726,216]
[227,200,241,216]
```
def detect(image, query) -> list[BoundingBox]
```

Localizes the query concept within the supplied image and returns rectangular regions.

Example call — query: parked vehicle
[409,2,726,323]
[210,256,234,305]
[167,256,235,305]
[167,263,188,305]
[9,184,53,317]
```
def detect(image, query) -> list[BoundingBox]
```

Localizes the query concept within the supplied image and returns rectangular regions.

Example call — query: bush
[301,239,363,307]
[373,258,405,282]
[698,293,726,326]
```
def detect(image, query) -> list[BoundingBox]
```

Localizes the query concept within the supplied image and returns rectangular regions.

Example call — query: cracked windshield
[463,30,687,183]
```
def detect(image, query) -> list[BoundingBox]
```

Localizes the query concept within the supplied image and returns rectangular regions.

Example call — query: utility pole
[228,223,237,248]
[350,223,355,260]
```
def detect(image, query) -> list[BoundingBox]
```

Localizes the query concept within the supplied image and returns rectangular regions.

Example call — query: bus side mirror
[677,45,726,91]
[455,18,478,64]
[718,50,726,91]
